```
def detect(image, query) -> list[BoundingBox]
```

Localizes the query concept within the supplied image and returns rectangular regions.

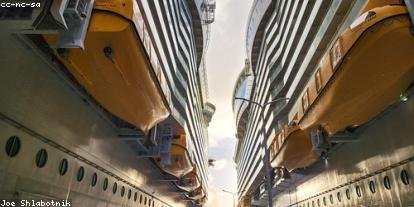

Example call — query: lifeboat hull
[187,187,205,200]
[175,171,201,192]
[45,9,169,134]
[156,134,193,178]
[271,126,319,171]
[299,6,414,136]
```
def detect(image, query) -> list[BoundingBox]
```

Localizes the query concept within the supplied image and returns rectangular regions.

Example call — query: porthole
[35,149,48,168]
[329,194,333,204]
[134,192,137,201]
[400,170,410,185]
[91,173,98,187]
[58,159,68,176]
[369,181,376,193]
[76,166,84,182]
[383,176,392,190]
[103,178,108,191]
[323,197,327,206]
[345,189,351,200]
[121,186,125,197]
[128,189,132,199]
[337,192,342,202]
[356,185,362,197]
[113,182,118,194]
[5,136,21,157]
[140,195,143,203]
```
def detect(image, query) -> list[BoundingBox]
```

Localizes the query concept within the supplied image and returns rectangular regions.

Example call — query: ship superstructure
[233,0,414,206]
[0,0,215,206]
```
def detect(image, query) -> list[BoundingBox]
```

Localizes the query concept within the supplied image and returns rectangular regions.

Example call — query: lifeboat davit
[175,168,201,192]
[44,0,169,134]
[194,196,207,206]
[270,125,319,171]
[297,5,414,136]
[187,187,205,200]
[156,134,193,178]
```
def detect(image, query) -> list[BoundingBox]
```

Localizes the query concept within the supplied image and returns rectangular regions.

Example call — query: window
[121,186,125,197]
[330,39,342,69]
[58,159,68,176]
[345,189,351,200]
[369,181,376,193]
[91,173,98,187]
[356,185,362,197]
[400,170,410,185]
[113,182,118,194]
[77,167,84,182]
[5,136,20,157]
[315,69,322,92]
[302,90,309,111]
[383,176,391,190]
[337,192,342,202]
[103,178,109,191]
[35,149,48,168]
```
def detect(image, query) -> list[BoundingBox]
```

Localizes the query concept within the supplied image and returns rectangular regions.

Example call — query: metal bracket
[404,0,414,35]
[54,0,95,48]
[310,127,330,153]
[331,130,358,143]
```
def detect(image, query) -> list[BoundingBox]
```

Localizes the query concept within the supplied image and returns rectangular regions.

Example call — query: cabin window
[400,170,410,185]
[113,182,118,194]
[103,178,109,191]
[58,159,68,176]
[121,186,125,197]
[91,173,98,187]
[315,69,322,92]
[330,39,342,70]
[5,136,20,157]
[383,176,392,190]
[369,181,376,193]
[302,90,310,111]
[356,185,362,197]
[35,149,48,168]
[77,166,84,182]
[345,189,351,200]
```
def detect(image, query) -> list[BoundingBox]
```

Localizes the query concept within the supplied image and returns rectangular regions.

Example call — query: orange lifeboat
[187,187,205,200]
[296,5,414,136]
[175,168,201,192]
[194,196,207,206]
[44,0,169,134]
[270,125,319,171]
[237,195,250,207]
[156,134,193,178]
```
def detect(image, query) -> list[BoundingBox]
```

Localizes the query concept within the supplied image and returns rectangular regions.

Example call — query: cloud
[206,185,235,207]
[205,0,254,206]
[212,159,228,170]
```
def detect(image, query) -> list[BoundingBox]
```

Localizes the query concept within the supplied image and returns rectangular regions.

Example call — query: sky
[205,0,253,206]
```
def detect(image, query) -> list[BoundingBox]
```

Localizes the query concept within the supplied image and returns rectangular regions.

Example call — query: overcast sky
[205,0,253,206]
